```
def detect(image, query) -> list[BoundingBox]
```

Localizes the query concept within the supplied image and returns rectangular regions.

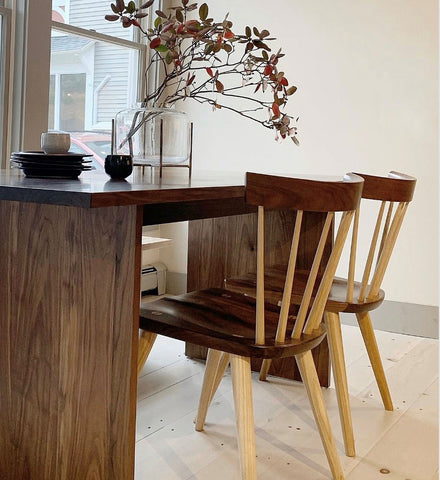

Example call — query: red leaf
[121,16,131,27]
[263,65,272,76]
[116,0,125,13]
[224,30,234,39]
[272,102,280,117]
[131,19,140,27]
[206,67,213,77]
[150,37,161,49]
[279,77,288,86]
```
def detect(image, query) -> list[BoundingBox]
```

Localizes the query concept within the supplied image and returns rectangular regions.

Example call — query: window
[4,0,158,167]
[49,0,148,166]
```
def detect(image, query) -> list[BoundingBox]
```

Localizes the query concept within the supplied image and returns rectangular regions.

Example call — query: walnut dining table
[0,168,331,480]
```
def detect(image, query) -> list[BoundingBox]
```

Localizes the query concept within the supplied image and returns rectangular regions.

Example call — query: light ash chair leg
[195,349,223,431]
[296,349,345,480]
[356,311,393,411]
[259,358,272,381]
[325,312,356,457]
[231,354,257,480]
[208,352,230,404]
[137,331,157,375]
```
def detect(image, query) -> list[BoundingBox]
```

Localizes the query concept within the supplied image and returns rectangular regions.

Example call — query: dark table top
[0,168,247,208]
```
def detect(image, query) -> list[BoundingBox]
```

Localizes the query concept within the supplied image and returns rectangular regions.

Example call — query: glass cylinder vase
[114,105,190,166]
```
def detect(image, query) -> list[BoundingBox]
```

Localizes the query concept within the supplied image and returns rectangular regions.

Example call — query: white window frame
[0,3,13,165]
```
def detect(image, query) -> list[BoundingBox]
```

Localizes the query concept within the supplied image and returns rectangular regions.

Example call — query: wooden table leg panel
[0,200,140,480]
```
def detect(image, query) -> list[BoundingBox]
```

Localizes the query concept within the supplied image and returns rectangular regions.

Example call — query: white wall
[172,0,438,307]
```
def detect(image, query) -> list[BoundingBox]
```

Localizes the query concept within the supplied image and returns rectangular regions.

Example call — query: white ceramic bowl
[41,132,71,154]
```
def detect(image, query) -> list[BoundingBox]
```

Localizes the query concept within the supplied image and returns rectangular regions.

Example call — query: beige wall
[167,0,438,307]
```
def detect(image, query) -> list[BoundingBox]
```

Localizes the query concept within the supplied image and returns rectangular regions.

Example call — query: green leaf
[155,44,168,52]
[165,51,172,64]
[154,16,162,28]
[176,9,184,22]
[223,43,232,53]
[245,26,251,37]
[126,1,136,13]
[262,50,268,60]
[253,40,271,51]
[253,26,260,37]
[199,3,208,21]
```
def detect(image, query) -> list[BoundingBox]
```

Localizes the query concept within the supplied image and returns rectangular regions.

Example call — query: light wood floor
[135,325,438,480]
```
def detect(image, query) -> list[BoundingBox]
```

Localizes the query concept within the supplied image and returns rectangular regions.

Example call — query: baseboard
[340,300,439,339]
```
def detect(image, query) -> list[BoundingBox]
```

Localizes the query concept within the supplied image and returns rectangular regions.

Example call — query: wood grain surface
[0,200,141,479]
[0,170,247,208]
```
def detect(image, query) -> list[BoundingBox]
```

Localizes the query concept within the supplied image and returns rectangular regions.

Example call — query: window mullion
[51,20,144,51]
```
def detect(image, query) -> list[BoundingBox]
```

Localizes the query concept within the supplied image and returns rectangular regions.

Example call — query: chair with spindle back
[225,171,416,458]
[137,171,363,480]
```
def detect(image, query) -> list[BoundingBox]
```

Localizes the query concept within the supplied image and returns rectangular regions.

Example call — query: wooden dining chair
[137,172,363,480]
[224,171,416,458]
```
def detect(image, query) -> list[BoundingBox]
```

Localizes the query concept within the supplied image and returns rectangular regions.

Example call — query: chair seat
[225,267,385,315]
[139,288,326,359]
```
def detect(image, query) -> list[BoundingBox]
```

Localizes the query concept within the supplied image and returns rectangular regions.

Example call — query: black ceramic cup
[104,154,133,180]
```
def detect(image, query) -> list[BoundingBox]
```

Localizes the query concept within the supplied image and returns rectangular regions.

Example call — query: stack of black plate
[10,151,93,179]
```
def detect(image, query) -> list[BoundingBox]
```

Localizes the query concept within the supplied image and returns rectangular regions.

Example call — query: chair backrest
[345,171,416,303]
[245,172,364,345]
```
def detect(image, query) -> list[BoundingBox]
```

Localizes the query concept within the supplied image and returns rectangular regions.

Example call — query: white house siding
[68,0,140,127]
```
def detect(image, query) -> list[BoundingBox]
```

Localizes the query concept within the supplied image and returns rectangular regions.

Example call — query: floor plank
[347,380,438,480]
[135,326,439,479]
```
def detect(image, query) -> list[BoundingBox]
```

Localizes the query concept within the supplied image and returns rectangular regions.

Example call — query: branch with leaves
[106,0,299,143]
